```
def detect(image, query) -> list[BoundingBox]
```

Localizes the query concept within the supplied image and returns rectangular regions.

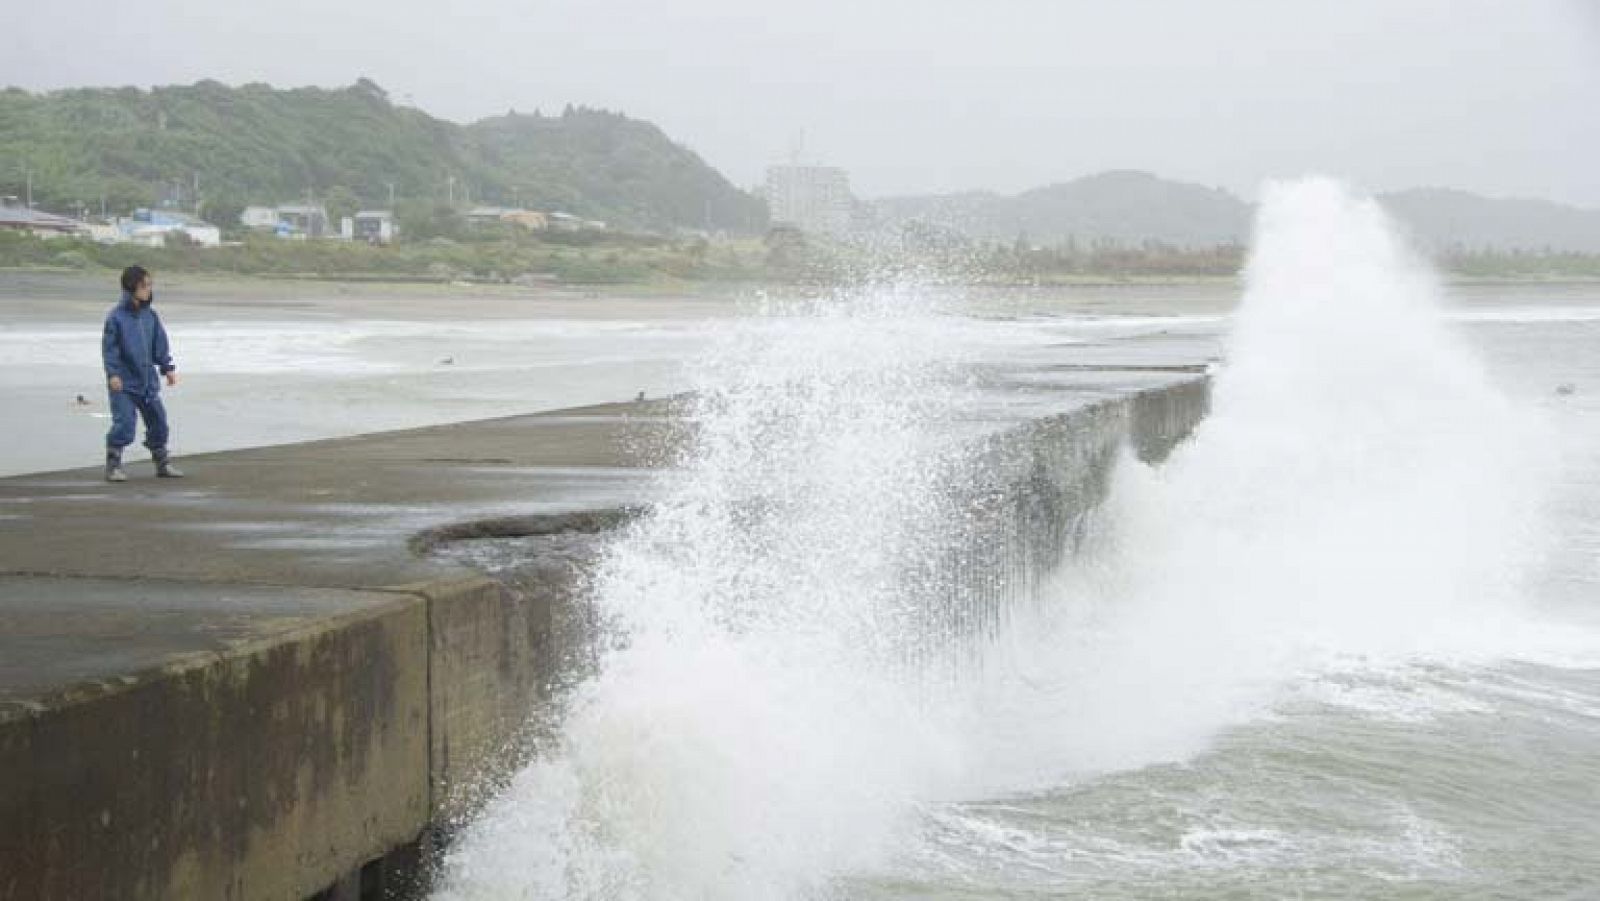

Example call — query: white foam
[433,179,1583,899]
[0,318,707,375]
[435,286,985,900]
[953,177,1567,788]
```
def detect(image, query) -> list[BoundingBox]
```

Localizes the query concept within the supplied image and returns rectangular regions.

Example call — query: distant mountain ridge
[5,80,1594,252]
[876,171,1251,247]
[1377,187,1600,254]
[0,79,767,232]
[876,172,1600,253]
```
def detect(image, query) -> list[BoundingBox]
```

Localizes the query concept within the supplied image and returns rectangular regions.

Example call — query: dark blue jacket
[102,291,175,398]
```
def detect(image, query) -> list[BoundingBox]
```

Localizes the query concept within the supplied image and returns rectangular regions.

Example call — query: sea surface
[849,283,1600,900]
[431,184,1600,900]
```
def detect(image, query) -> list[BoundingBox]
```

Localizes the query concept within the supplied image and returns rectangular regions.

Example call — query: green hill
[0,78,766,233]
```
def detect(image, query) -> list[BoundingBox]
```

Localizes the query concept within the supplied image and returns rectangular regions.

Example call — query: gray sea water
[849,286,1600,900]
[432,183,1600,901]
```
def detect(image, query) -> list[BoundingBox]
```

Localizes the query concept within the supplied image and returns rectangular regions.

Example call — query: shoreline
[7,265,1599,293]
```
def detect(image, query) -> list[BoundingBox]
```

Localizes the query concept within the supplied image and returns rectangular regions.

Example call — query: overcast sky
[8,0,1600,205]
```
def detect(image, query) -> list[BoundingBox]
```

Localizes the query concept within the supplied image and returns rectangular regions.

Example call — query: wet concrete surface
[0,400,675,594]
[0,397,683,900]
[0,576,405,712]
[0,317,1222,710]
[0,316,1221,899]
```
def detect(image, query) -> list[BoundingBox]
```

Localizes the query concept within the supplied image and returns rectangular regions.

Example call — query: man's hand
[108,375,123,393]
[165,371,179,388]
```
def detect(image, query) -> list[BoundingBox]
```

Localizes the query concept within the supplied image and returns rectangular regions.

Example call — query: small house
[467,207,549,232]
[547,212,607,233]
[240,206,279,229]
[0,198,88,238]
[120,209,221,247]
[275,204,330,238]
[502,209,548,231]
[349,210,396,244]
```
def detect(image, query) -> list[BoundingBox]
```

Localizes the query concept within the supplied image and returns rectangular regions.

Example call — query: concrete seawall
[916,375,1212,652]
[0,374,1210,899]
[1,581,428,900]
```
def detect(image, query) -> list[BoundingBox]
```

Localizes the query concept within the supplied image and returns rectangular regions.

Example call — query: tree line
[0,79,767,233]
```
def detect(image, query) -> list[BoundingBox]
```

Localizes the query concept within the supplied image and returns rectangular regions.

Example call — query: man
[102,265,184,482]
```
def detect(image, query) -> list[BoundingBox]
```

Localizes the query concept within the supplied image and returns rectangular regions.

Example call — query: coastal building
[274,204,330,239]
[239,204,330,239]
[85,222,122,244]
[502,209,549,231]
[240,206,279,229]
[765,165,855,236]
[466,207,551,231]
[343,210,397,244]
[120,209,221,247]
[0,198,88,238]
[465,206,514,228]
[547,211,606,232]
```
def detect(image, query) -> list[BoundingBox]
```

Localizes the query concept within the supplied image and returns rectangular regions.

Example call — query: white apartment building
[764,165,855,236]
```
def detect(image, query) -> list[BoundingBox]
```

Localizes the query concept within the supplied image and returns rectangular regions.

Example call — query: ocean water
[0,313,717,476]
[862,211,1600,899]
[432,180,1600,900]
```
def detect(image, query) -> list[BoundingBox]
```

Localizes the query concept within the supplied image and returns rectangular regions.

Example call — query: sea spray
[960,177,1555,787]
[433,285,993,899]
[433,178,1556,899]
[881,180,1582,899]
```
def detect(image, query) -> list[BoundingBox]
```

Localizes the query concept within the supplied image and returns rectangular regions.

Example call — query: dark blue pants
[107,389,170,452]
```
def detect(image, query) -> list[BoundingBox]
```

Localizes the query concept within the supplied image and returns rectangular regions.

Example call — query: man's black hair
[120,265,149,294]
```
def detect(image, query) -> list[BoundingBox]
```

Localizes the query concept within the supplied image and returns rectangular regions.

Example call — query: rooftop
[0,205,85,230]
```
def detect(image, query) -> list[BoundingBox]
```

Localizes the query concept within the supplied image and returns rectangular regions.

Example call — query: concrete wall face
[1130,378,1212,465]
[896,381,1211,662]
[407,378,1215,821]
[419,577,553,824]
[0,599,429,901]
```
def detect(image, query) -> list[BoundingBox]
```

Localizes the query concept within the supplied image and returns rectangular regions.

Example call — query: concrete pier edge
[0,377,1210,900]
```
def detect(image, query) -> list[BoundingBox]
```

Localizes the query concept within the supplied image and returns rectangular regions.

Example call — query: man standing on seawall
[103,265,185,482]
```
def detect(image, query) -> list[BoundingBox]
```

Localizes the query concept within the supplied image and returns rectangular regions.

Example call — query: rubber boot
[105,448,127,483]
[152,447,185,479]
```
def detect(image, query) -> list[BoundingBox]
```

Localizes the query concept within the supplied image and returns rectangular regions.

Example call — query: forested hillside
[0,79,766,232]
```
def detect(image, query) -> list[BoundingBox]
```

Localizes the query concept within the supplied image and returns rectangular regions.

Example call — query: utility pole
[386,181,395,207]
[447,174,455,206]
[24,167,32,209]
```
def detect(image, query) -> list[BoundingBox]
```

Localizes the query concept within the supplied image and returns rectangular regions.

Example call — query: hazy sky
[8,0,1600,205]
